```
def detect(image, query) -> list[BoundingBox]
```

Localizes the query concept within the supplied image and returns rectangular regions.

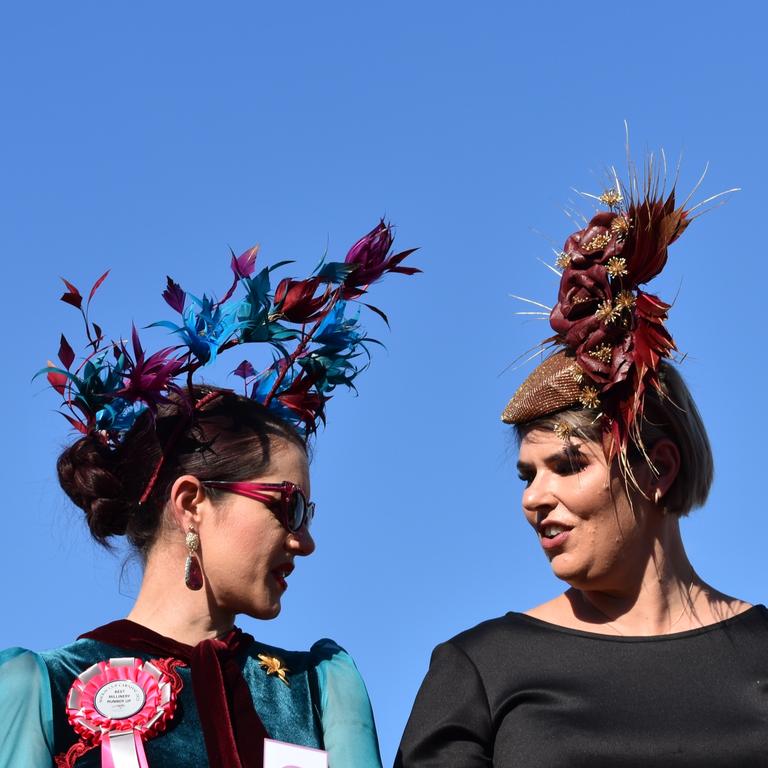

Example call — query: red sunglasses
[203,481,315,532]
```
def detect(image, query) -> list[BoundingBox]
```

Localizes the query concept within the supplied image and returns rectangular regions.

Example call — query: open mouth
[271,564,294,590]
[538,523,571,550]
[541,524,569,539]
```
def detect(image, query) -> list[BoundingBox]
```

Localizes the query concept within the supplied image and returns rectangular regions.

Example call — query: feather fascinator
[39,220,419,446]
[503,156,734,467]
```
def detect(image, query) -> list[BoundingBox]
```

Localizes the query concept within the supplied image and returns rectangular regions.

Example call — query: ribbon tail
[135,731,149,768]
[101,731,147,768]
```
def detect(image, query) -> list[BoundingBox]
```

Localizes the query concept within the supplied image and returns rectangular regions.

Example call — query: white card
[263,738,328,768]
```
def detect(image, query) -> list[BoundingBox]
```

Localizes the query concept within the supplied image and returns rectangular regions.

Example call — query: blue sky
[2,2,767,763]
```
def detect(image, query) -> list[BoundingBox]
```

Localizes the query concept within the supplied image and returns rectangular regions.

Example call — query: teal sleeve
[0,648,55,768]
[311,639,383,768]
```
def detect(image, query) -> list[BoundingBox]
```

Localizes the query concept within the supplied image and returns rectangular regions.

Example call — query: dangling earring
[184,525,204,591]
[653,488,663,505]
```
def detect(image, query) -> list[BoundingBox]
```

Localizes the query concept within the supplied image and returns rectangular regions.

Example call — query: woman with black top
[396,170,767,767]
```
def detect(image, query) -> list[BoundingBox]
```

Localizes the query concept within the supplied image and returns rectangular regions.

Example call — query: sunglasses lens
[289,491,307,531]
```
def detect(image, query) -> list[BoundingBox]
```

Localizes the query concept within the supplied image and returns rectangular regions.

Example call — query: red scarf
[80,620,268,768]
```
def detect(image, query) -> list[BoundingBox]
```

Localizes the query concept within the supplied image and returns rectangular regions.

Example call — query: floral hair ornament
[502,149,736,474]
[38,219,419,454]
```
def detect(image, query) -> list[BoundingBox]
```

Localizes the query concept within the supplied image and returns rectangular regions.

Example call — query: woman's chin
[241,599,282,621]
[549,556,589,586]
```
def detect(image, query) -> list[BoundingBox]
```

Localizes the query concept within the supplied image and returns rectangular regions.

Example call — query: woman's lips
[538,522,572,551]
[272,572,287,591]
[540,530,570,550]
[270,563,294,592]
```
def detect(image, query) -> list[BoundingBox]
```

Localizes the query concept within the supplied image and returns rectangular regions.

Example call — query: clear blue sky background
[1,2,766,763]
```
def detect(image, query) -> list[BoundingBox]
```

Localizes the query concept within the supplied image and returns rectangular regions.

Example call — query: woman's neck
[126,543,235,646]
[575,516,700,635]
[530,516,750,635]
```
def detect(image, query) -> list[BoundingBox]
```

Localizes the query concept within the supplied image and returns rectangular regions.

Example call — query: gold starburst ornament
[606,256,628,278]
[615,290,636,311]
[579,386,601,409]
[598,188,622,207]
[610,215,630,237]
[595,299,619,324]
[588,344,614,364]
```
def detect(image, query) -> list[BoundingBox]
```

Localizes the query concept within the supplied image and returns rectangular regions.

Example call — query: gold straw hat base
[501,350,582,424]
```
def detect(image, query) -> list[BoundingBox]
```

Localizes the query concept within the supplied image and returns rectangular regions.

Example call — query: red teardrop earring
[184,526,204,591]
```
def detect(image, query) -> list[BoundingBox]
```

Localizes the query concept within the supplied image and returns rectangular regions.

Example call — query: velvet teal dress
[0,631,382,768]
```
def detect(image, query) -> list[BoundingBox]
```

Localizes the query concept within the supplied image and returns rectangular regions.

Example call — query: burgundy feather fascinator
[502,164,728,462]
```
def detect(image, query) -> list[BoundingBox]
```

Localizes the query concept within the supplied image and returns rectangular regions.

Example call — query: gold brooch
[258,654,290,686]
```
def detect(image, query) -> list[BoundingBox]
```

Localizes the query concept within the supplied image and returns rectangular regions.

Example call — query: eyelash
[555,459,587,475]
[517,459,587,486]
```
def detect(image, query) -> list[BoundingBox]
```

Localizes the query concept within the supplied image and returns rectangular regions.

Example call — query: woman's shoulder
[0,648,56,765]
[441,612,542,654]
[243,636,371,703]
[242,637,381,765]
[442,600,768,657]
[0,646,51,690]
[243,636,358,677]
[0,635,139,693]
[36,636,129,685]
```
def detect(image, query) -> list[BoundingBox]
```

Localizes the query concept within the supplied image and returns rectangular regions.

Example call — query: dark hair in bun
[56,387,305,553]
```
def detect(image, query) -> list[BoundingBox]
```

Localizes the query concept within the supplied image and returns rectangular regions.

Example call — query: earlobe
[648,439,681,500]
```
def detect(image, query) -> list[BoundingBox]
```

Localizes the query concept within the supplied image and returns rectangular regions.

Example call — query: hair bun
[57,435,133,543]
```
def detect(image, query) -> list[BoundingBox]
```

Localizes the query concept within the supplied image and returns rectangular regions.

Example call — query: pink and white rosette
[65,657,178,768]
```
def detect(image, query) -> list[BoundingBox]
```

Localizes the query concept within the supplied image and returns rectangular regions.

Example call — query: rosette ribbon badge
[64,657,178,767]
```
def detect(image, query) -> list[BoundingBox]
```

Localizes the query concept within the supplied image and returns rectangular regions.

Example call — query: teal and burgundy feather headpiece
[40,220,419,446]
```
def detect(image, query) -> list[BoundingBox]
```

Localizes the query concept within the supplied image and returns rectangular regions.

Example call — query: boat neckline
[506,604,765,642]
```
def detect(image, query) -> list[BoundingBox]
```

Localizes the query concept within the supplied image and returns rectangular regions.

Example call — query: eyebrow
[516,445,586,472]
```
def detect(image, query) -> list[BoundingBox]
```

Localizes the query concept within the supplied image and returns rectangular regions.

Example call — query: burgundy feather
[232,360,256,380]
[162,277,186,314]
[87,270,110,304]
[58,335,75,370]
[60,278,82,309]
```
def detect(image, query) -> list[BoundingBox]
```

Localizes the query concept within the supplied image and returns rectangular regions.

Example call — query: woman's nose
[288,525,316,556]
[522,474,557,517]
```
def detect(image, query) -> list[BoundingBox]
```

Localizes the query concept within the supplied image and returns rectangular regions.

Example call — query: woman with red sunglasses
[0,221,417,768]
[0,389,381,768]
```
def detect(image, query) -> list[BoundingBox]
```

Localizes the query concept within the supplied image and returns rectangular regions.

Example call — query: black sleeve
[394,641,493,768]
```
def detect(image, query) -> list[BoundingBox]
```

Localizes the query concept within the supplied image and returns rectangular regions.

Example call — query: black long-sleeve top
[396,605,768,767]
